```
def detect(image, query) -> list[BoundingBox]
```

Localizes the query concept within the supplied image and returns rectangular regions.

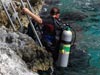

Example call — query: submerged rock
[45,0,60,5]
[62,11,88,21]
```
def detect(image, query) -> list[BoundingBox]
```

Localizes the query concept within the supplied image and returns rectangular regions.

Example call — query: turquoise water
[54,0,100,75]
[60,0,100,75]
[40,0,100,75]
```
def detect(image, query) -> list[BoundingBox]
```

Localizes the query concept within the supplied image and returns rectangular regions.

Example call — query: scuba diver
[23,7,62,61]
[22,7,76,66]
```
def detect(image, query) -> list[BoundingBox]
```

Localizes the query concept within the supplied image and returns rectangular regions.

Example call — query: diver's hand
[22,8,31,15]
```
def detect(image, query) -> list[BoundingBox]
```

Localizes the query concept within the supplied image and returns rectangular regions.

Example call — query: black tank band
[61,40,71,44]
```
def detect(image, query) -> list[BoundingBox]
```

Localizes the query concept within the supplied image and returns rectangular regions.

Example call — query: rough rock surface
[0,26,53,72]
[0,0,44,28]
[0,41,38,75]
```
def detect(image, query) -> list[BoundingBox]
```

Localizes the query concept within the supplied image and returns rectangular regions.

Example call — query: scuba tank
[53,18,76,67]
[57,25,73,67]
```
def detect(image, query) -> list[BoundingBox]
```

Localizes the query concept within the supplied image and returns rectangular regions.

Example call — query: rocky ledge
[0,26,53,75]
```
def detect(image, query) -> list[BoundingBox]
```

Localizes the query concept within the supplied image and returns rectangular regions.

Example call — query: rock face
[0,0,53,74]
[0,26,53,73]
[0,41,38,75]
[0,0,44,29]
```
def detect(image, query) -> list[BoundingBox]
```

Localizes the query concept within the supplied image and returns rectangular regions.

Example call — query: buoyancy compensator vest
[42,17,76,63]
[41,17,62,50]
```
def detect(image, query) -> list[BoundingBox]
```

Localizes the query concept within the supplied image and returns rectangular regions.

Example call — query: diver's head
[50,7,60,19]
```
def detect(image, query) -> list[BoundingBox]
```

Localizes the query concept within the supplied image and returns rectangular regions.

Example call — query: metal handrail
[26,0,34,13]
[10,1,23,32]
[20,0,43,47]
[0,0,16,31]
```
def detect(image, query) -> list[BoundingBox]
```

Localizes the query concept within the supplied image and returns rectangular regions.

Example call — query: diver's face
[55,13,60,19]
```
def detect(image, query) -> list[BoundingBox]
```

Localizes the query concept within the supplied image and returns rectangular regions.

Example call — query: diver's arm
[22,8,43,24]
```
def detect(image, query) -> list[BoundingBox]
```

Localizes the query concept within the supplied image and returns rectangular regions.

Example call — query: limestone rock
[0,26,53,72]
[0,42,38,75]
[0,0,44,29]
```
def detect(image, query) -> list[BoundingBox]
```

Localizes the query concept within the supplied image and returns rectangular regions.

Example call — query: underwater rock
[62,11,88,21]
[89,18,100,22]
[0,26,53,72]
[68,44,90,69]
[45,0,60,5]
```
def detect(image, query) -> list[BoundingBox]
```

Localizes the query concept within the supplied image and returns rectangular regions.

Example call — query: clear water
[39,0,100,75]
[55,0,100,75]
